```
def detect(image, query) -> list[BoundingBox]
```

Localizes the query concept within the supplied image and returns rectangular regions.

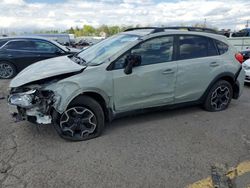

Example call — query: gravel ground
[0,79,250,188]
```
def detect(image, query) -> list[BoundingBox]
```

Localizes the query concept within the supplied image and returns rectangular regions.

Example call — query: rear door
[174,35,222,103]
[3,40,39,70]
[112,36,177,112]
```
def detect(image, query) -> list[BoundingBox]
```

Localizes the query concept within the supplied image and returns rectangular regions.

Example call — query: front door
[112,36,177,112]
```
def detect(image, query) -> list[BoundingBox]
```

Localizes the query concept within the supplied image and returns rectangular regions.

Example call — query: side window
[178,35,217,60]
[132,36,174,66]
[4,41,36,51]
[215,40,228,55]
[114,36,174,69]
[33,41,60,53]
[207,39,218,56]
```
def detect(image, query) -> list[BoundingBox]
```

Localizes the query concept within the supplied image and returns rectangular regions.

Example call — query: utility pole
[246,20,249,28]
[203,18,207,28]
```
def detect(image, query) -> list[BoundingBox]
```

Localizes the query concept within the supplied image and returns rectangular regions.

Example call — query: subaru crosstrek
[8,27,245,141]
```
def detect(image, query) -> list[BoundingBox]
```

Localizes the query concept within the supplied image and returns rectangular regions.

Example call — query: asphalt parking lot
[0,79,250,188]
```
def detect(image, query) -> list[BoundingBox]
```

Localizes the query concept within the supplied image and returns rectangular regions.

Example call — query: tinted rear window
[215,40,229,55]
[178,35,218,60]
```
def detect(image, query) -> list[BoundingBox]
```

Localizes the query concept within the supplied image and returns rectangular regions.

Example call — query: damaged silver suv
[8,27,245,141]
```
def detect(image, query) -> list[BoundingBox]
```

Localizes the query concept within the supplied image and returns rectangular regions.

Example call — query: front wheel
[53,96,105,141]
[203,80,233,112]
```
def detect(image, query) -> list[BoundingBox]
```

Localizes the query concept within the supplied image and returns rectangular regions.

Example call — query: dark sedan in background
[0,37,80,79]
[241,49,250,61]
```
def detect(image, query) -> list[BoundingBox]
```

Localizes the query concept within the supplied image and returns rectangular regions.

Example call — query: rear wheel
[0,61,17,79]
[203,80,233,112]
[53,96,105,141]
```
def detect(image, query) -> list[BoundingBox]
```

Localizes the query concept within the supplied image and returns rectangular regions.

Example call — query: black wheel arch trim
[199,69,241,102]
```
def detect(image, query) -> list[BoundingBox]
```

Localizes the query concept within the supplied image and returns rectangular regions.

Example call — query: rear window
[0,40,7,48]
[215,40,229,55]
[178,35,218,60]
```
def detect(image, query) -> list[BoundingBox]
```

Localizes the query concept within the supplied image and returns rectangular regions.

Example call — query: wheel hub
[0,63,14,78]
[60,107,97,138]
[211,86,230,110]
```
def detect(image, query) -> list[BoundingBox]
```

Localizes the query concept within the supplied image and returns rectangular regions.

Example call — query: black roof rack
[124,26,219,34]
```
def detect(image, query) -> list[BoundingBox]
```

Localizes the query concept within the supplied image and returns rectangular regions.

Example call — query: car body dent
[10,55,85,88]
[174,55,224,103]
[112,61,177,112]
[44,65,113,113]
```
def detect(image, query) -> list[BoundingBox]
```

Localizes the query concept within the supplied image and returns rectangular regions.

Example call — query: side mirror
[124,54,141,75]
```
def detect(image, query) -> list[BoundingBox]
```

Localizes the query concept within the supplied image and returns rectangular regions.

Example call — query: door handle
[210,62,219,67]
[7,54,13,57]
[162,69,175,74]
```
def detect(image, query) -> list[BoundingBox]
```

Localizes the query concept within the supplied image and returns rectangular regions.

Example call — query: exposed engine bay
[8,85,60,124]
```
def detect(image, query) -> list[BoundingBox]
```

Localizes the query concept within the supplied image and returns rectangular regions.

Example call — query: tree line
[5,23,218,37]
[66,25,134,37]
[51,24,218,37]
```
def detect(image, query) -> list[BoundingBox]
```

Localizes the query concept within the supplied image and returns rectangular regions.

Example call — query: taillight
[235,53,244,64]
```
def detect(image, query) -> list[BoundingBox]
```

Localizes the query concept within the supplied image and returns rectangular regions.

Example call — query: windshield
[77,34,139,65]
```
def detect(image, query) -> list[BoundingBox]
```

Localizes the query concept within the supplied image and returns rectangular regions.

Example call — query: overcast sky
[0,0,249,33]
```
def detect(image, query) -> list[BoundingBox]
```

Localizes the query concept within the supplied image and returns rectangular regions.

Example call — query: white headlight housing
[8,90,36,108]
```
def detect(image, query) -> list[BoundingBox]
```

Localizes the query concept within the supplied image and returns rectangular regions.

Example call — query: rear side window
[215,40,228,55]
[178,35,217,60]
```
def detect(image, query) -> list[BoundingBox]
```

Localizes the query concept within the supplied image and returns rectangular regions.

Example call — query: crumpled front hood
[10,55,85,88]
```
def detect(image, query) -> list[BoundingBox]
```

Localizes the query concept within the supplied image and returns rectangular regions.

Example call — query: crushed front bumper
[8,104,24,122]
[8,88,58,125]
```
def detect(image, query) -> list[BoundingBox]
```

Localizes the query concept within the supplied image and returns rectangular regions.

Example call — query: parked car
[243,58,250,83]
[232,28,250,37]
[240,49,250,61]
[0,37,80,79]
[8,27,245,141]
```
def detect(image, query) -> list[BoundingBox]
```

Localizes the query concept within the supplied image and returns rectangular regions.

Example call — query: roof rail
[124,26,219,34]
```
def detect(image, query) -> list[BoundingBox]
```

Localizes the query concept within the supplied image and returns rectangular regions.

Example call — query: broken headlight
[8,90,36,108]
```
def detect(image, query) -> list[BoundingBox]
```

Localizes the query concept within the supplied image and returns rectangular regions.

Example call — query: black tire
[203,80,233,112]
[53,96,105,141]
[0,61,17,79]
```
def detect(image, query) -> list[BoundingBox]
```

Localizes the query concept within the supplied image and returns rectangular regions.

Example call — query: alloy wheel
[60,107,97,138]
[0,63,14,79]
[210,86,230,111]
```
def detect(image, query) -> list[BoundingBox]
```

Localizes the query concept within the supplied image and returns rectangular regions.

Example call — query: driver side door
[112,36,177,112]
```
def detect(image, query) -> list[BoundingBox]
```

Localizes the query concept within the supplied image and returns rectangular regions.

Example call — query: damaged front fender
[44,81,81,113]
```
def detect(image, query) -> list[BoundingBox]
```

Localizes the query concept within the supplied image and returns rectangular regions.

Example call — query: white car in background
[243,59,250,83]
